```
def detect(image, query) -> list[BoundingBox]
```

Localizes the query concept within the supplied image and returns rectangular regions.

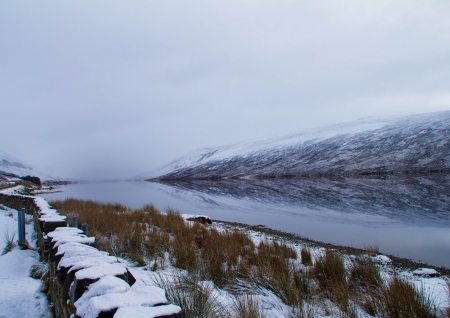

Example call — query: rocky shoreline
[213,219,450,277]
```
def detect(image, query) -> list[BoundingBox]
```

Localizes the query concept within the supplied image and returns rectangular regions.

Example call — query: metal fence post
[81,223,88,236]
[21,208,25,242]
[17,210,22,243]
[18,208,26,243]
[72,216,78,228]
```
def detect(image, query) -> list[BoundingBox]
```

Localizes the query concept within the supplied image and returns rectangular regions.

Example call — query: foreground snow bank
[0,205,50,318]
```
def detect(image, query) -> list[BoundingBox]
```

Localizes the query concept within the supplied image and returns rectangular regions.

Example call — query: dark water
[41,176,450,268]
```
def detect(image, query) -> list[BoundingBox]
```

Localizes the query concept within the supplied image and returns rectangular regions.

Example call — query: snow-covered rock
[412,268,439,277]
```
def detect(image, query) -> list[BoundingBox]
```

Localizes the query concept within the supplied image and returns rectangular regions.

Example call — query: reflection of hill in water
[157,175,450,226]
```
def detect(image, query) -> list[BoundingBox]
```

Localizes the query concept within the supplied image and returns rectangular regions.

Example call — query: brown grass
[2,227,16,255]
[301,246,312,266]
[152,270,227,318]
[350,256,382,291]
[232,295,266,318]
[363,243,379,256]
[313,250,351,313]
[378,275,437,318]
[50,198,443,317]
[253,240,310,307]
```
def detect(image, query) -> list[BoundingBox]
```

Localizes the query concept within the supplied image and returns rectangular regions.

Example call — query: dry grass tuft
[364,243,379,256]
[301,246,312,266]
[313,250,351,313]
[2,227,16,255]
[350,256,382,291]
[152,270,227,318]
[252,239,309,308]
[232,295,266,318]
[30,261,47,279]
[378,275,437,318]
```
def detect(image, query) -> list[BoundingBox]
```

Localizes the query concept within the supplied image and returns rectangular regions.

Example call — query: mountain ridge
[0,150,53,181]
[146,111,450,181]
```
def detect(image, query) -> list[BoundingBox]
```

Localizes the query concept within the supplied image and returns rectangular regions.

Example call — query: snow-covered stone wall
[47,227,184,318]
[0,194,184,318]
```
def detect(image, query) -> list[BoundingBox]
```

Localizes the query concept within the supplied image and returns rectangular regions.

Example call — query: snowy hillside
[148,111,450,180]
[0,150,51,180]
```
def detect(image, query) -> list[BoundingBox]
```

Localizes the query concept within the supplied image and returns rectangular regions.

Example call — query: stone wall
[0,193,184,318]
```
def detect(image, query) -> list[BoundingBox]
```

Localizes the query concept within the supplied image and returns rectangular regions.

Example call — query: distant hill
[0,150,52,181]
[146,111,450,180]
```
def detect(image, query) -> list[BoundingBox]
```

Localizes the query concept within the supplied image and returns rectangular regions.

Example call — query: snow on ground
[0,185,26,195]
[0,205,50,318]
[1,191,448,317]
[126,216,450,317]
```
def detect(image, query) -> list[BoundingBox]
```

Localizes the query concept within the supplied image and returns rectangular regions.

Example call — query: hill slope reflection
[156,175,450,227]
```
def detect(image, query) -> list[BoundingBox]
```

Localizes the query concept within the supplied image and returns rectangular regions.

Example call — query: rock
[20,175,41,186]
[412,268,439,277]
[186,215,212,224]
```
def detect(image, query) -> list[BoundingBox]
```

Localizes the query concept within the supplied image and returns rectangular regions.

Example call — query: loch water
[41,175,450,268]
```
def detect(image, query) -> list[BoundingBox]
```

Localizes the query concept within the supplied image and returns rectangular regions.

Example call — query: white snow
[34,196,66,222]
[60,255,118,272]
[0,206,50,318]
[52,236,95,249]
[75,263,128,280]
[114,304,183,318]
[54,242,106,259]
[74,275,131,317]
[76,284,170,318]
[0,185,26,195]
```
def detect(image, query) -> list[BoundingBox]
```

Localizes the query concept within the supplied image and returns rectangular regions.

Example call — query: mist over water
[41,176,450,268]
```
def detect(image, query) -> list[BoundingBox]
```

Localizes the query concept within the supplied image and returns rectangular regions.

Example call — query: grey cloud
[1,0,449,180]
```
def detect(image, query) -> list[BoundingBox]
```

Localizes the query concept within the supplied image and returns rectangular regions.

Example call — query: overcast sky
[1,0,450,180]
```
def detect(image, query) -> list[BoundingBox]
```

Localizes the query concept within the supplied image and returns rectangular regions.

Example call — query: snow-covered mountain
[0,150,51,180]
[148,111,450,180]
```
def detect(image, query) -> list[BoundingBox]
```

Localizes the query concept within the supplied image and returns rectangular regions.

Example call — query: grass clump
[30,261,47,279]
[313,250,351,314]
[379,275,438,318]
[253,240,311,309]
[152,271,226,318]
[2,227,16,255]
[350,256,382,291]
[301,246,312,266]
[232,295,266,318]
[364,243,379,256]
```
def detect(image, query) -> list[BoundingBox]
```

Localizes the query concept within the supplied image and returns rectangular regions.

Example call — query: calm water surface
[41,176,450,268]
